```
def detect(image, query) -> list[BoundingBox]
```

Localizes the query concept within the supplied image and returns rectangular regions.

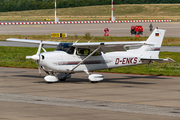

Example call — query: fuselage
[39,50,146,73]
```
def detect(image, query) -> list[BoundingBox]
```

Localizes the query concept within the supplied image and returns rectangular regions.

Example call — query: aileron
[7,38,60,46]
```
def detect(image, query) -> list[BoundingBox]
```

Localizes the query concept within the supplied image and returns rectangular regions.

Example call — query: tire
[46,82,53,84]
[131,31,134,35]
[91,81,98,83]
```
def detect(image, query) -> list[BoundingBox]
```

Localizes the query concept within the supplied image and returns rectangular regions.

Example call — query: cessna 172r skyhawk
[7,28,175,83]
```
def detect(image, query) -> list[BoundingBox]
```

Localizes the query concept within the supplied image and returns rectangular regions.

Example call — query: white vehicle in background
[7,28,175,83]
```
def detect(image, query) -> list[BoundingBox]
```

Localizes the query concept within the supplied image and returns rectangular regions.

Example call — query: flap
[73,41,147,52]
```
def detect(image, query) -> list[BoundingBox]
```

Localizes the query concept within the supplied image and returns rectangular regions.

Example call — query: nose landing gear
[44,72,71,83]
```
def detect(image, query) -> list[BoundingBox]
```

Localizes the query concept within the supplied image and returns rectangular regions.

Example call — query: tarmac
[0,67,180,120]
[0,22,180,37]
[0,21,180,120]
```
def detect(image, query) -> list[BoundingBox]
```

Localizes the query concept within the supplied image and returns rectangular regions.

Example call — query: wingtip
[167,58,176,63]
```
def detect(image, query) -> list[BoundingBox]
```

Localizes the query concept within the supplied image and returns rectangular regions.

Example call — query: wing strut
[71,45,103,72]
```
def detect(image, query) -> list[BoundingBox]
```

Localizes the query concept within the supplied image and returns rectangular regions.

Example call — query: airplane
[6,28,175,83]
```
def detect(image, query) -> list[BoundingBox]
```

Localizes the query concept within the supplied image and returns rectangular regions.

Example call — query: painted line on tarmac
[20,25,42,27]
[0,20,172,26]
[0,93,180,118]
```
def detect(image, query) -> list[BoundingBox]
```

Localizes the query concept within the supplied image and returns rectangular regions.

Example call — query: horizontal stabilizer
[141,58,175,63]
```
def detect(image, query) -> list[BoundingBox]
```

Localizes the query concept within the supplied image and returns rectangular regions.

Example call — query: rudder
[128,28,166,59]
[146,28,166,48]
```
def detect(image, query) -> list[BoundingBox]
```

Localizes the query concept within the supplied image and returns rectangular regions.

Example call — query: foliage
[0,0,179,12]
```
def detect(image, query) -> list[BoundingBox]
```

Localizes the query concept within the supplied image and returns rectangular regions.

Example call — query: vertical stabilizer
[146,28,166,48]
[128,28,166,59]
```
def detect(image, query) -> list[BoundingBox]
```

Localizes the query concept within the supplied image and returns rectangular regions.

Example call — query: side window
[77,48,90,56]
[76,48,102,56]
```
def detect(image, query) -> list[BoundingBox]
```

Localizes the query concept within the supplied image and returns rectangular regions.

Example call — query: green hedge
[0,0,179,12]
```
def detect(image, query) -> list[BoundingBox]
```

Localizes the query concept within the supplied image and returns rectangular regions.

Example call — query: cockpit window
[55,43,75,54]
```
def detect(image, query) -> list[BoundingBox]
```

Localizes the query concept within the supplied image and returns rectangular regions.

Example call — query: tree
[0,0,179,12]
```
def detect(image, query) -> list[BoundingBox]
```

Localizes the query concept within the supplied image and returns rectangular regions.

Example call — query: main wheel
[46,82,53,84]
[90,81,98,83]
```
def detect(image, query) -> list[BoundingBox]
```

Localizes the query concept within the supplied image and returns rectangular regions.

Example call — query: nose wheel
[57,73,71,81]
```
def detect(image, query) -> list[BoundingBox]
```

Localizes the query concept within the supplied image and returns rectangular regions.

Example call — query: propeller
[36,60,42,76]
[25,40,43,75]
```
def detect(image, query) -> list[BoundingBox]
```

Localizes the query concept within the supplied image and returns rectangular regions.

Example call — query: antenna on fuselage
[88,37,95,43]
[74,37,83,44]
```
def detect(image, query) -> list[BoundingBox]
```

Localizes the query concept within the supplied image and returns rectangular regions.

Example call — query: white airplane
[7,28,175,83]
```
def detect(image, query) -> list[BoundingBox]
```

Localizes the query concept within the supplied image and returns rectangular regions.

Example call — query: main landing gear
[43,70,103,83]
[44,72,71,83]
[84,70,104,83]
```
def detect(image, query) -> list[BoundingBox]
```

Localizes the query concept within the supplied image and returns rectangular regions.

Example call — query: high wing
[72,41,152,52]
[6,38,60,46]
[7,38,153,52]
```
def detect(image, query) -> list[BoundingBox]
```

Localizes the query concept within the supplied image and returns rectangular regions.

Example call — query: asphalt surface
[0,67,180,120]
[1,21,180,52]
[160,46,180,52]
[0,22,180,37]
[0,22,180,120]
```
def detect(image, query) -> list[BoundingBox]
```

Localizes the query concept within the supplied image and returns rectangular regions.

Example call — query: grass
[0,46,180,76]
[0,46,54,68]
[0,4,180,21]
[1,35,180,46]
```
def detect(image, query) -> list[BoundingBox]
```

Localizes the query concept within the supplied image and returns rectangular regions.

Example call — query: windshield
[55,43,74,54]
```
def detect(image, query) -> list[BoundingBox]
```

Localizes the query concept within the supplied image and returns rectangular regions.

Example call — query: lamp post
[55,0,57,22]
[111,0,113,21]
